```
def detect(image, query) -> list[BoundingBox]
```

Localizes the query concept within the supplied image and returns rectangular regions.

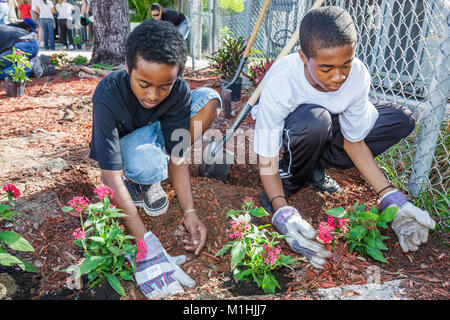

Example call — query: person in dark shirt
[150,3,190,39]
[0,23,55,79]
[88,19,221,299]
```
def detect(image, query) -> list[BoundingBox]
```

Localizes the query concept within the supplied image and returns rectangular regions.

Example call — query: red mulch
[0,66,448,300]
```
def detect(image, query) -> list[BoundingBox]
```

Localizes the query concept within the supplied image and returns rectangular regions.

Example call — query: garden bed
[0,66,448,300]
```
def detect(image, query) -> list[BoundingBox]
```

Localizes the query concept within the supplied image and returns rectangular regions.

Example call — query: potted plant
[2,47,32,97]
[73,36,82,50]
[210,29,246,102]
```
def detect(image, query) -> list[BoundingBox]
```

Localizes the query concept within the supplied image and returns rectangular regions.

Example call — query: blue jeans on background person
[0,39,39,80]
[177,17,190,40]
[0,1,8,25]
[119,87,221,185]
[40,18,55,50]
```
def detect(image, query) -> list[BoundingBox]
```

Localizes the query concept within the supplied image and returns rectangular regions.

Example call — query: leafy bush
[1,47,32,83]
[210,29,246,80]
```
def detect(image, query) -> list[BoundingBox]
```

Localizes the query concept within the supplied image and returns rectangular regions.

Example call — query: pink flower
[136,238,147,261]
[244,196,254,202]
[261,244,282,266]
[327,216,347,229]
[327,216,337,228]
[68,196,89,214]
[2,184,20,199]
[93,185,114,201]
[73,228,86,240]
[226,219,250,240]
[318,221,334,244]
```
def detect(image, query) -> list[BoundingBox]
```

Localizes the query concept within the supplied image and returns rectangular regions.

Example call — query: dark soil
[0,65,448,300]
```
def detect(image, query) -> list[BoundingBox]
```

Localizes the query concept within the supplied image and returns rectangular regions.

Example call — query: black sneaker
[260,187,293,214]
[40,55,56,76]
[124,178,149,207]
[309,170,341,194]
[142,182,169,217]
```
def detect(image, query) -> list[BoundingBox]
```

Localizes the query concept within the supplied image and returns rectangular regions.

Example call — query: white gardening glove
[134,231,195,299]
[380,190,436,253]
[272,206,332,269]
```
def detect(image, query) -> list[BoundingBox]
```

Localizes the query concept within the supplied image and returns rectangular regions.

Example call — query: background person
[0,0,9,24]
[35,0,56,50]
[16,0,31,19]
[150,3,190,40]
[56,0,73,50]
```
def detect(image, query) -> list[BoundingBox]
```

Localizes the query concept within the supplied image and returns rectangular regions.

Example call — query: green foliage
[61,187,137,297]
[210,28,246,80]
[216,197,296,294]
[0,185,36,273]
[1,47,32,83]
[71,55,89,65]
[326,203,398,263]
[73,36,81,45]
[129,0,151,22]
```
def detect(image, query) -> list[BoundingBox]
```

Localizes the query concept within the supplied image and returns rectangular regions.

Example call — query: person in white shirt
[56,0,73,50]
[253,6,435,270]
[35,0,56,50]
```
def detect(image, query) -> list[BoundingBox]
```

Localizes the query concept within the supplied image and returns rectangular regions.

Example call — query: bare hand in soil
[183,212,207,255]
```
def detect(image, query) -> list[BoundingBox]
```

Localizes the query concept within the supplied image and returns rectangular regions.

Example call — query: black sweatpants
[279,102,416,193]
[57,19,73,47]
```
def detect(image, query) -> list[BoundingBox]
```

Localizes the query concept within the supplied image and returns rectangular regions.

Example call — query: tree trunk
[90,0,130,65]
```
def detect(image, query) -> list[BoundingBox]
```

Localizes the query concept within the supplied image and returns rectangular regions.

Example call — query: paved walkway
[38,47,210,70]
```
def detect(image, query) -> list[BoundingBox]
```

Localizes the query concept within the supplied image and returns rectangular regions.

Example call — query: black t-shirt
[0,25,29,53]
[89,69,192,171]
[161,8,186,27]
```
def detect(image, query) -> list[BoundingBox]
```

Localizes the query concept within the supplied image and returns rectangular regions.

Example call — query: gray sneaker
[142,182,168,217]
[309,170,341,194]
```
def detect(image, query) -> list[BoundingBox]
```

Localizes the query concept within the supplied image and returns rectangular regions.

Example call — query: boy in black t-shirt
[89,20,221,298]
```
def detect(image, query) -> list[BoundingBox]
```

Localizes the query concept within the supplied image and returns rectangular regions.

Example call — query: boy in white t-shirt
[253,6,436,269]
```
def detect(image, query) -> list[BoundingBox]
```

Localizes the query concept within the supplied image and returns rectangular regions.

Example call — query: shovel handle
[243,0,272,58]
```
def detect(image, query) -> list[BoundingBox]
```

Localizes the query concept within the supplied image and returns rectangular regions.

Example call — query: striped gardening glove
[272,206,332,269]
[134,231,195,299]
[380,189,436,253]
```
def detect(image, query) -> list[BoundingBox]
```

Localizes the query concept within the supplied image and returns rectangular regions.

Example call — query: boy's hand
[380,190,436,253]
[272,206,332,269]
[183,210,207,255]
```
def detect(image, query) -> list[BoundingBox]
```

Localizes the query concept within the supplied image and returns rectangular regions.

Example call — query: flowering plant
[62,186,137,297]
[2,47,32,83]
[243,58,274,93]
[216,197,296,294]
[324,202,398,262]
[0,184,36,272]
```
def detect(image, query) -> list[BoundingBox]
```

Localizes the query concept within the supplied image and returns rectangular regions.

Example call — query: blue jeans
[0,2,8,25]
[120,87,221,185]
[177,18,190,40]
[0,39,39,80]
[40,18,55,50]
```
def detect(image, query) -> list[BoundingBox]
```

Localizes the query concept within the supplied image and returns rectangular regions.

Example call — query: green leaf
[88,236,105,243]
[62,206,74,213]
[375,238,388,250]
[230,241,246,270]
[257,224,271,230]
[106,273,125,297]
[234,268,253,281]
[358,211,379,222]
[0,231,34,252]
[378,207,398,223]
[249,207,269,217]
[79,256,107,276]
[348,225,367,239]
[326,207,346,218]
[0,252,36,272]
[120,270,134,281]
[215,242,234,257]
[226,209,242,217]
[261,272,279,294]
[108,246,120,256]
[364,245,386,262]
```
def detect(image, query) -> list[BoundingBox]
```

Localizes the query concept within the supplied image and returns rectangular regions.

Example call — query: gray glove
[134,231,195,299]
[380,190,436,253]
[272,206,332,269]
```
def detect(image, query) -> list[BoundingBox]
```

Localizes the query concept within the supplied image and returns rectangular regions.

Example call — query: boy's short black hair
[125,19,187,75]
[300,6,357,58]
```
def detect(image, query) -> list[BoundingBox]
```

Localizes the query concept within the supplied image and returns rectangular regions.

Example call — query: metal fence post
[408,9,450,197]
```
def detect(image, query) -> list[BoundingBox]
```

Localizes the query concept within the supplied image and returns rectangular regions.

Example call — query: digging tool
[221,0,272,118]
[198,0,326,182]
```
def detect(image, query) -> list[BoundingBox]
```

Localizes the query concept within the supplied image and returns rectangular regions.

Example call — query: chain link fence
[189,0,449,230]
